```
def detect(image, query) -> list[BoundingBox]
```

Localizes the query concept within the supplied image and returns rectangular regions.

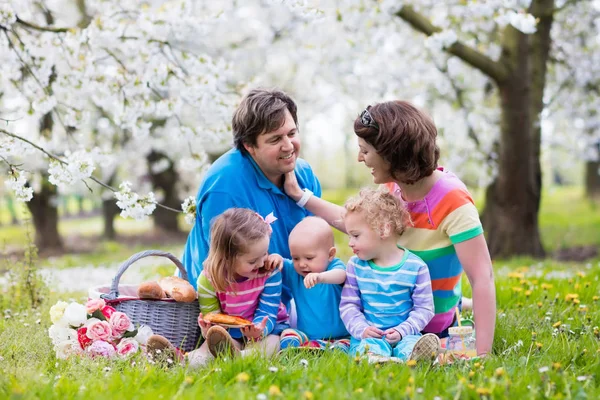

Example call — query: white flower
[495,11,537,34]
[134,325,154,345]
[48,150,96,189]
[256,394,267,400]
[268,366,278,373]
[300,358,308,367]
[62,302,88,327]
[48,325,78,346]
[0,3,17,28]
[425,30,458,51]
[114,182,157,220]
[5,170,34,202]
[181,196,196,225]
[49,301,69,325]
[55,339,83,359]
[577,376,589,382]
[538,366,549,373]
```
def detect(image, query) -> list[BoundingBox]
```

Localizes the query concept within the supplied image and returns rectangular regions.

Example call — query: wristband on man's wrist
[296,188,313,208]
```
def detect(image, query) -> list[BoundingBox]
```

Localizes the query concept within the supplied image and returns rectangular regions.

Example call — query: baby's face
[289,238,331,277]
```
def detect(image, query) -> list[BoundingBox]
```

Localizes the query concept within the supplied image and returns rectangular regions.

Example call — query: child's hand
[361,326,385,339]
[241,316,268,340]
[304,272,321,288]
[198,313,213,337]
[263,254,284,271]
[383,328,401,344]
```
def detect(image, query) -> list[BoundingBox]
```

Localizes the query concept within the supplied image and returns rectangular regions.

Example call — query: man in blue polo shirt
[182,88,320,308]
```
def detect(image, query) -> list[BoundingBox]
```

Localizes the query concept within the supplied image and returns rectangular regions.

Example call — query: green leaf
[91,309,107,321]
[122,329,138,338]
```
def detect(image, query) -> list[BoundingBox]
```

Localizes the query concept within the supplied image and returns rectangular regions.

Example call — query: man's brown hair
[232,88,298,152]
[354,101,440,184]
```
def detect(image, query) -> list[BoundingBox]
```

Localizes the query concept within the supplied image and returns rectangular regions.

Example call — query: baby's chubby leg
[187,341,213,369]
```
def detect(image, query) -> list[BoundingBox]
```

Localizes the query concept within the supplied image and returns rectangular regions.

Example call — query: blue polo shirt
[182,148,321,302]
[281,258,349,340]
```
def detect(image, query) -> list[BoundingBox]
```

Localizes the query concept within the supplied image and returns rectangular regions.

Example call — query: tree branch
[395,5,509,83]
[15,16,70,33]
[0,128,181,213]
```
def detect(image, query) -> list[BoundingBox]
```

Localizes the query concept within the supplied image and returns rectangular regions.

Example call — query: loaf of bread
[137,281,166,299]
[158,276,197,302]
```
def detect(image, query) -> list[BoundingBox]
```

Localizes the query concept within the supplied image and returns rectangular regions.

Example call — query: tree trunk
[148,151,180,232]
[585,141,600,200]
[26,175,63,251]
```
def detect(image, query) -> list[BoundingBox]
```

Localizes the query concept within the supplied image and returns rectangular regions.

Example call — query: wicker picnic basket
[94,250,201,352]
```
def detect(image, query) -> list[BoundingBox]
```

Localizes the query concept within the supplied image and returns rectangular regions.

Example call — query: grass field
[0,186,598,399]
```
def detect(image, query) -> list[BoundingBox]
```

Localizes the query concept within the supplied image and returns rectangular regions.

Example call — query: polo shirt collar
[244,152,284,194]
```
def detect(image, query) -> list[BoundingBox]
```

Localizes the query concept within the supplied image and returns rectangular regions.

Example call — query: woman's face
[357,138,392,184]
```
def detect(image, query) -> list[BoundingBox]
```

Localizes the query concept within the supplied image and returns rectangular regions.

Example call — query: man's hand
[263,254,283,271]
[241,316,268,340]
[283,171,303,202]
[361,326,385,339]
[198,313,213,338]
[383,328,401,344]
[304,272,321,288]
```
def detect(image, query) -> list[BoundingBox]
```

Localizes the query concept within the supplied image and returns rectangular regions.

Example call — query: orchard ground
[0,186,599,399]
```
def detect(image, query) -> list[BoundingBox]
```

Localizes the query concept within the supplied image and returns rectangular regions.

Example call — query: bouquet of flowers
[48,298,153,359]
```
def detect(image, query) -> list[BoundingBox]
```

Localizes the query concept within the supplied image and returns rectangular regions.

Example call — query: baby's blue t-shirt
[282,257,349,340]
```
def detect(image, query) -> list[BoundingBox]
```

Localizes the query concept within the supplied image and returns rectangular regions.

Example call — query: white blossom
[425,30,458,51]
[114,181,157,221]
[0,3,17,29]
[181,196,196,225]
[4,170,34,202]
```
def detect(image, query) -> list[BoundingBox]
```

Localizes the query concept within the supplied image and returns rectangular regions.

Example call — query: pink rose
[116,338,139,357]
[109,312,132,336]
[85,298,106,314]
[100,305,116,320]
[86,320,112,341]
[86,340,116,358]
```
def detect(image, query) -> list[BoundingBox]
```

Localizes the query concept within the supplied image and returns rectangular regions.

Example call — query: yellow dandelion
[519,279,528,285]
[553,321,562,328]
[552,362,562,370]
[315,383,323,390]
[573,298,581,305]
[594,327,600,338]
[508,272,524,279]
[469,371,475,378]
[184,376,194,385]
[511,287,523,293]
[303,391,314,400]
[495,367,505,377]
[531,331,537,339]
[476,387,492,396]
[565,293,579,302]
[532,279,539,285]
[235,372,250,383]
[568,278,574,284]
[468,384,475,390]
[537,302,543,308]
[593,296,599,302]
[579,305,588,313]
[536,342,543,349]
[582,348,588,354]
[268,385,282,396]
[541,283,553,290]
[355,388,364,393]
[408,376,415,384]
[474,362,481,368]
[577,271,585,278]
[525,290,532,297]
[585,282,591,288]
[407,359,417,368]
[574,283,581,290]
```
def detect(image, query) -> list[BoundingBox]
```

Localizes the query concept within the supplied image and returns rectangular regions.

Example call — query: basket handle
[103,250,188,300]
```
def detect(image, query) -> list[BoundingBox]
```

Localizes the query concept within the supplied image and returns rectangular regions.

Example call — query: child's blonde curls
[344,187,411,237]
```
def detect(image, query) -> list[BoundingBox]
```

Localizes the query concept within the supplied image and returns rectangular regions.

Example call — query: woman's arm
[284,171,347,232]
[454,234,496,356]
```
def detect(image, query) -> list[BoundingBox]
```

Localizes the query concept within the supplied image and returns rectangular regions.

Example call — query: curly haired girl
[339,188,440,363]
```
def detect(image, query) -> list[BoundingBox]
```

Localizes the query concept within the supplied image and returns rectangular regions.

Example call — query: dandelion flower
[268,385,281,396]
[495,367,505,377]
[236,372,250,383]
[553,321,562,328]
[303,391,314,399]
[406,359,417,368]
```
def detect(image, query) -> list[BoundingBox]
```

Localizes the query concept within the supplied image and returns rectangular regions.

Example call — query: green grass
[0,186,598,398]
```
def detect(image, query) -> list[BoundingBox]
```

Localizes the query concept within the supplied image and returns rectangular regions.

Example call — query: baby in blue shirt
[279,217,350,352]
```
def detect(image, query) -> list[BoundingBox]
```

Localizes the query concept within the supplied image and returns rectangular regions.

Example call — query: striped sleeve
[393,261,434,337]
[253,270,282,337]
[437,190,483,244]
[197,272,221,315]
[339,259,369,339]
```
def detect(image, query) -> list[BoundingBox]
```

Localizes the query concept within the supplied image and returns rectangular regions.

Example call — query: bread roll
[158,276,197,302]
[138,281,166,299]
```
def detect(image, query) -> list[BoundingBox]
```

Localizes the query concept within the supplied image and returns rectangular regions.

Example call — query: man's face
[244,109,300,186]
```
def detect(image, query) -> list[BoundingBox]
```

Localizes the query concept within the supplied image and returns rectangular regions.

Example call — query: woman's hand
[263,254,284,271]
[283,171,303,202]
[241,316,268,340]
[198,313,212,338]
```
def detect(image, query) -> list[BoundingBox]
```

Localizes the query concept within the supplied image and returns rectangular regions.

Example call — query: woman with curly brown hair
[284,100,495,357]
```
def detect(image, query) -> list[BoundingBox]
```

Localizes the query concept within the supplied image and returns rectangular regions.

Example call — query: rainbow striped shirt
[386,168,483,333]
[197,269,289,339]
